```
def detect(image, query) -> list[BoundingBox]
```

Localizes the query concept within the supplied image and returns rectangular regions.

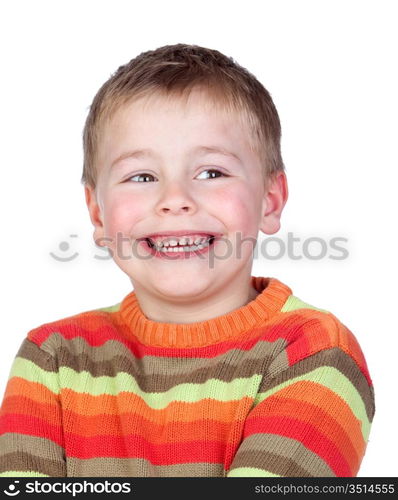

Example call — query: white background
[0,0,397,477]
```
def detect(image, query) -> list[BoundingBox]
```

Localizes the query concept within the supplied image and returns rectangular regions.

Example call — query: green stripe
[255,366,371,440]
[227,467,280,477]
[9,358,59,394]
[97,303,121,313]
[281,295,329,313]
[57,366,261,409]
[0,471,49,477]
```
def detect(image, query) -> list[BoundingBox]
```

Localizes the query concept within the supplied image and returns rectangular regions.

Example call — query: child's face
[86,89,286,301]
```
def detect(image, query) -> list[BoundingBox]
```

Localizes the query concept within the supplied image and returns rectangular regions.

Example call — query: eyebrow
[110,145,241,168]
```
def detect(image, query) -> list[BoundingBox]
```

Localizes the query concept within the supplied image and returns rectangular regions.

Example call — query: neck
[131,272,259,324]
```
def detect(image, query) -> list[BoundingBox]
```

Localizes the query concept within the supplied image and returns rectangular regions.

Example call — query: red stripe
[28,323,284,359]
[0,414,64,448]
[286,320,373,386]
[65,433,226,464]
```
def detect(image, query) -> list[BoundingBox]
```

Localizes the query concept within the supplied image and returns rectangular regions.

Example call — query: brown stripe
[229,449,330,477]
[58,353,274,390]
[0,434,64,463]
[41,334,287,375]
[261,347,375,421]
[230,433,335,477]
[67,457,225,477]
[0,452,65,476]
[266,348,289,376]
[15,339,57,373]
[38,334,287,392]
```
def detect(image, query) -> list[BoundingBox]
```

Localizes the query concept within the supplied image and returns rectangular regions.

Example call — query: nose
[155,181,197,215]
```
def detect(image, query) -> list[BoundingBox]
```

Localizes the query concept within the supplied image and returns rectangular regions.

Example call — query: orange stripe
[1,395,60,426]
[61,389,253,423]
[339,324,370,376]
[284,310,369,373]
[289,313,337,354]
[304,322,337,356]
[4,378,58,405]
[62,410,232,443]
[27,310,122,337]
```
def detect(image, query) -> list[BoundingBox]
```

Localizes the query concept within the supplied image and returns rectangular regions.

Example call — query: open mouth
[145,235,216,253]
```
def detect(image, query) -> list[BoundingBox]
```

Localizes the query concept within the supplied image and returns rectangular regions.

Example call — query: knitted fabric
[0,276,375,477]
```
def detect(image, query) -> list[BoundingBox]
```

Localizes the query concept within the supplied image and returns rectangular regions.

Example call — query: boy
[0,43,374,477]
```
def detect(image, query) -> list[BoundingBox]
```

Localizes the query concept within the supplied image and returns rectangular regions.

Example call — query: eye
[126,168,228,183]
[196,168,227,180]
[127,173,157,183]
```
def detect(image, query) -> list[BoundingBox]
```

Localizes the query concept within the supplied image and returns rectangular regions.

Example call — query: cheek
[213,186,261,233]
[102,193,142,237]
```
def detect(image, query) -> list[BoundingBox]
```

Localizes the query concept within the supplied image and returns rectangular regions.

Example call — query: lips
[141,230,219,240]
[150,235,214,248]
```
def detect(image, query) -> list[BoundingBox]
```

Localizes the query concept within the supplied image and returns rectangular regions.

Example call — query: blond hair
[82,43,285,188]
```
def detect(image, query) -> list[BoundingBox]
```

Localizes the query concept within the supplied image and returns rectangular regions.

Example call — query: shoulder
[25,299,124,357]
[275,293,370,379]
[263,291,376,425]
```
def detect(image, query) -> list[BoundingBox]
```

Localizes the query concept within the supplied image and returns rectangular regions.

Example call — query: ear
[259,171,288,235]
[84,185,106,246]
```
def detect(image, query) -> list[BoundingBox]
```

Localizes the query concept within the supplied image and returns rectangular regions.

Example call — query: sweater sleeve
[0,338,66,477]
[227,320,375,477]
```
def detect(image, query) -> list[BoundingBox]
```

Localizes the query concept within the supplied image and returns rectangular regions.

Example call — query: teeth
[158,240,211,252]
[150,235,212,248]
[148,235,214,252]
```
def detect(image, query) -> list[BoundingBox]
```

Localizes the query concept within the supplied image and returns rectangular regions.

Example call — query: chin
[154,279,211,300]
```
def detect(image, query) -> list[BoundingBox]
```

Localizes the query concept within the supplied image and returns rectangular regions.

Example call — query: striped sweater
[0,277,375,477]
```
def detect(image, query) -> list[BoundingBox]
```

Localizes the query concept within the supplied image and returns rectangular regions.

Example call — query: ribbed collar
[118,276,292,348]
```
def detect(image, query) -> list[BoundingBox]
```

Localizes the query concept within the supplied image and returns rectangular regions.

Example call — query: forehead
[100,89,257,156]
